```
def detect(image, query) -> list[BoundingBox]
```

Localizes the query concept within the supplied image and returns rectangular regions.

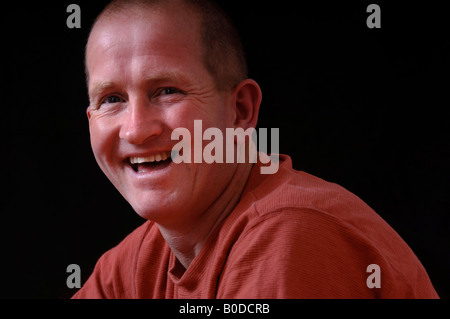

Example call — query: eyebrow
[88,81,116,101]
[88,71,193,101]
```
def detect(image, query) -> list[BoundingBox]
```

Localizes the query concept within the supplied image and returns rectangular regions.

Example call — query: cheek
[168,98,232,130]
[89,117,119,170]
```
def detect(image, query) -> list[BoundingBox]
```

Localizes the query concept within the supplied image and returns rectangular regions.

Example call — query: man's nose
[119,97,163,145]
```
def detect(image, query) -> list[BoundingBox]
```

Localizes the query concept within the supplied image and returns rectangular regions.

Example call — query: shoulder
[246,155,373,219]
[218,156,438,298]
[241,156,383,241]
[242,154,406,249]
[219,206,373,298]
[220,206,430,298]
[72,220,156,299]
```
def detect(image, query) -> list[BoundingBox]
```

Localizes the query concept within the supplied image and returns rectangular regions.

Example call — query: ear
[86,106,92,120]
[232,79,262,129]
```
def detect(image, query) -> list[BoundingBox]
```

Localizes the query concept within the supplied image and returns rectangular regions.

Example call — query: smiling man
[73,0,438,298]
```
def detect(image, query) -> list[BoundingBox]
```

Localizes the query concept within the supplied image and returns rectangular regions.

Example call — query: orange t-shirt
[72,155,439,298]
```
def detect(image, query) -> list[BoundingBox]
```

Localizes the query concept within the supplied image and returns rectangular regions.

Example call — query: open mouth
[128,151,172,173]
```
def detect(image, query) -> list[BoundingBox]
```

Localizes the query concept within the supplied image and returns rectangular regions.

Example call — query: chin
[128,196,181,224]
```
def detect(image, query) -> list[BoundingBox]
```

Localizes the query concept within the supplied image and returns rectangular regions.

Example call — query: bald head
[86,0,247,91]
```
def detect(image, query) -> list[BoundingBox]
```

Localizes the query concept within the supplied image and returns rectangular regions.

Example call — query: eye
[102,95,123,104]
[159,87,181,95]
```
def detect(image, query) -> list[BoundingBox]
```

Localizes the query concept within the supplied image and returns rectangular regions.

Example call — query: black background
[2,0,449,298]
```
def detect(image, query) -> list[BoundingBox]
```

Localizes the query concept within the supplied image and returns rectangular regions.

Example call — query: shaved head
[86,0,248,91]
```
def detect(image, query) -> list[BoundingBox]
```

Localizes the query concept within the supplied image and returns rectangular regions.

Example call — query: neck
[157,162,253,270]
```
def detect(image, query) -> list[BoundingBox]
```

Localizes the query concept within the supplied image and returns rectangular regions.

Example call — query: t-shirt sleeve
[217,209,437,299]
[71,221,150,299]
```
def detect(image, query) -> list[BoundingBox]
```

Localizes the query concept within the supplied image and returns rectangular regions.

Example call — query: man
[73,0,438,298]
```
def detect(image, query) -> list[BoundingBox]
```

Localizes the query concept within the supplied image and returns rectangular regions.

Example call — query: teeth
[129,151,171,165]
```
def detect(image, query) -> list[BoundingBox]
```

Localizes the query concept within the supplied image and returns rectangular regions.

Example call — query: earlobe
[233,79,262,129]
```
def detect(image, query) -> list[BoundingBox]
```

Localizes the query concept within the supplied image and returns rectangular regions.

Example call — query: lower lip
[125,159,174,183]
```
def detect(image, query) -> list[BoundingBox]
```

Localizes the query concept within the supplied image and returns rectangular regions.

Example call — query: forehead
[86,6,204,83]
